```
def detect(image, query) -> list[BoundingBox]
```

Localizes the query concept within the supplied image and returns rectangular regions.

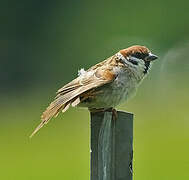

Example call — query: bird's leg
[106,107,118,120]
[89,108,105,113]
[112,108,118,120]
[90,107,117,120]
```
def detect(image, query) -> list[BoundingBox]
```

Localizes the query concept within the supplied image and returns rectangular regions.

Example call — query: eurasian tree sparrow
[30,45,158,137]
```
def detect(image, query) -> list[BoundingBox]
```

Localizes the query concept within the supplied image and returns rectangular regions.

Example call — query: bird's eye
[132,52,147,60]
[134,52,142,59]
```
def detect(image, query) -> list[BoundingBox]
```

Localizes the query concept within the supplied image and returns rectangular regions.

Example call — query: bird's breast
[79,67,140,109]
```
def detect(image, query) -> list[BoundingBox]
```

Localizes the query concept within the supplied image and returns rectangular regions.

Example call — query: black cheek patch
[129,59,138,65]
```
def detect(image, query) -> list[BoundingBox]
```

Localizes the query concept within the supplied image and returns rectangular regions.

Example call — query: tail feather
[71,97,80,107]
[30,99,72,138]
[29,121,46,138]
[62,102,70,113]
[30,78,104,138]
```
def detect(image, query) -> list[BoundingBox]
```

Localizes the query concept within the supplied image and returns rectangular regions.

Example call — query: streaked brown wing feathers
[30,67,116,137]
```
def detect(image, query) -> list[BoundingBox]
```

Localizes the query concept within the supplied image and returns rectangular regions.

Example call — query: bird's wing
[30,64,116,138]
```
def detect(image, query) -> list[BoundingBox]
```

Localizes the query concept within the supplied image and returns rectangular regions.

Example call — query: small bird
[30,45,158,137]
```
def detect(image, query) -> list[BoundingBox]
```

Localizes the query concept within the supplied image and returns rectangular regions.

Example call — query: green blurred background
[2,0,189,179]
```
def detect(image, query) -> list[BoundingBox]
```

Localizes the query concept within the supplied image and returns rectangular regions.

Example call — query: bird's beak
[145,53,158,61]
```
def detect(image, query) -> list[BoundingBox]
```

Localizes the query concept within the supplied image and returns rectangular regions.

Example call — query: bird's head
[119,45,158,73]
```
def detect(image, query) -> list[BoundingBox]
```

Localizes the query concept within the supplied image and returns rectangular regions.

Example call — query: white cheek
[129,56,139,62]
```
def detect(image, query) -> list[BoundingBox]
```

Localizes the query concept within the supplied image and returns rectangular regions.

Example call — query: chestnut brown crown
[120,45,158,62]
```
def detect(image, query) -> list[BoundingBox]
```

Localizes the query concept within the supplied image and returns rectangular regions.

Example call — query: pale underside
[78,67,138,109]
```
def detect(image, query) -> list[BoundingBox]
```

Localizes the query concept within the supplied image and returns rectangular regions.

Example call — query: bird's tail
[29,75,103,138]
[29,121,46,138]
[29,96,80,138]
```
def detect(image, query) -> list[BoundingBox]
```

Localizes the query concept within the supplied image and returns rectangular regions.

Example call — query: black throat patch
[144,61,150,74]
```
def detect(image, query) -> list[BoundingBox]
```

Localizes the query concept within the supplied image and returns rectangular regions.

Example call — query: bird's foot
[106,107,118,120]
[89,108,106,113]
[90,107,118,120]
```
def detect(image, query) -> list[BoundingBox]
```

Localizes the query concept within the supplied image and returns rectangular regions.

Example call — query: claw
[89,107,117,120]
[112,108,118,120]
[89,108,105,113]
[106,107,117,120]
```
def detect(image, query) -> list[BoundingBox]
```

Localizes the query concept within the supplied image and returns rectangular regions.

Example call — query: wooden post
[90,111,133,180]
